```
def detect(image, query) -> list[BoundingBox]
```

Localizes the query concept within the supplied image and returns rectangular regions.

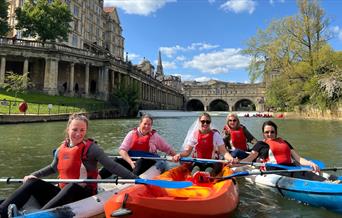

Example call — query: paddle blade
[135,179,193,188]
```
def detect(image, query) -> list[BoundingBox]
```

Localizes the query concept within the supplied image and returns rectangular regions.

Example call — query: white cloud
[126,53,141,62]
[104,0,176,16]
[269,0,285,5]
[183,48,251,75]
[176,56,186,61]
[220,0,256,14]
[332,26,342,41]
[160,42,219,57]
[162,61,177,69]
[208,0,216,4]
[195,77,212,82]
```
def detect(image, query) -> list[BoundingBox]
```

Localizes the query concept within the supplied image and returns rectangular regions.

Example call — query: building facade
[1,0,183,110]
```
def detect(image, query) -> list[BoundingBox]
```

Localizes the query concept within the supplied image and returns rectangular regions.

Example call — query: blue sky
[103,0,342,83]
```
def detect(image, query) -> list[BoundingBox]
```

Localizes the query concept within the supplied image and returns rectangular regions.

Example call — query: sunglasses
[228,119,237,122]
[264,130,275,134]
[200,120,211,124]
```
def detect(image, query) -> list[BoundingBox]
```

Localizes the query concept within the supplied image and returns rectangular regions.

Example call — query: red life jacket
[57,139,98,194]
[130,128,156,152]
[227,126,247,151]
[195,130,214,159]
[265,138,292,165]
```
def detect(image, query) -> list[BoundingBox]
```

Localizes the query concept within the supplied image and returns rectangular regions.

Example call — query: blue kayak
[245,172,342,213]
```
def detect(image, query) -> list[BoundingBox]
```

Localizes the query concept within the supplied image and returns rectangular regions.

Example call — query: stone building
[1,0,184,110]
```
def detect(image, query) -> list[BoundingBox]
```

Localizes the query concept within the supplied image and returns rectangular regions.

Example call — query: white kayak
[11,161,166,218]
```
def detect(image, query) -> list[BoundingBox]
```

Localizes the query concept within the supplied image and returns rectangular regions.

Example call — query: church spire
[156,50,163,76]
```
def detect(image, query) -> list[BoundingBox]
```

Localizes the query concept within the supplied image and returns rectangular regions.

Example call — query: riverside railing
[0,99,114,115]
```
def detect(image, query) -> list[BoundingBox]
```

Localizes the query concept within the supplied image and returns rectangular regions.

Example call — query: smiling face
[199,114,211,132]
[227,114,239,129]
[263,125,277,140]
[139,117,152,135]
[67,119,87,145]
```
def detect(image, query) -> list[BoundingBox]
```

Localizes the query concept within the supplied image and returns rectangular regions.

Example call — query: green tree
[109,86,139,116]
[0,0,9,36]
[3,72,32,102]
[15,0,72,42]
[242,0,335,110]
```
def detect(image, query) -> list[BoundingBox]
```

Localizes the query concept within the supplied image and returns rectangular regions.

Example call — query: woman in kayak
[0,113,137,218]
[173,112,235,176]
[101,114,177,177]
[222,113,257,159]
[240,120,327,181]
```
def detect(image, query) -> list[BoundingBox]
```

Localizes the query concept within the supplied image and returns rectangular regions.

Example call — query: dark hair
[140,114,153,124]
[262,120,277,134]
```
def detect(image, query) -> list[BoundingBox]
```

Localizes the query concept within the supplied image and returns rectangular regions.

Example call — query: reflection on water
[1,113,342,217]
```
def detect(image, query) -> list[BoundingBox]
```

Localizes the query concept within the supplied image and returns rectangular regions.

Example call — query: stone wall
[0,109,123,124]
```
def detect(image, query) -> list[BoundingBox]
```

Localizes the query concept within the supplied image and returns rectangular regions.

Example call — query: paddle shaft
[0,178,139,184]
[219,167,342,180]
[0,178,193,188]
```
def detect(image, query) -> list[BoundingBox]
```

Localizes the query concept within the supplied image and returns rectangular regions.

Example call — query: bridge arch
[208,99,229,111]
[233,98,256,111]
[186,99,204,111]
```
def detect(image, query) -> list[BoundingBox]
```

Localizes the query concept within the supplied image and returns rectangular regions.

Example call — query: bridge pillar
[204,105,208,111]
[0,56,6,85]
[43,58,59,95]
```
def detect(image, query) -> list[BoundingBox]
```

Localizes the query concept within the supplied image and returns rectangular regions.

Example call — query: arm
[173,145,193,162]
[151,133,176,156]
[242,126,257,145]
[217,144,235,162]
[90,143,138,179]
[119,149,135,169]
[25,151,59,182]
[291,150,319,171]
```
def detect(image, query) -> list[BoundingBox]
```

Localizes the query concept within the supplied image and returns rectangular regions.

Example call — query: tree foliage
[243,0,341,110]
[15,0,72,42]
[109,86,139,116]
[3,72,32,101]
[0,0,9,36]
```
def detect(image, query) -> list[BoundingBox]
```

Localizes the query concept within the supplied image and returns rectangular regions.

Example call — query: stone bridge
[183,80,266,112]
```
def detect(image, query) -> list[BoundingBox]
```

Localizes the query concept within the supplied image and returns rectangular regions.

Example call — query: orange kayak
[104,165,239,218]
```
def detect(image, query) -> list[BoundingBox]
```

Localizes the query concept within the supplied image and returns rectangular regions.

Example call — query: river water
[0,112,342,217]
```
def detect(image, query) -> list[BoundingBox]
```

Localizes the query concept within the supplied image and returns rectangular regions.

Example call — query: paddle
[0,178,193,189]
[216,167,342,181]
[238,160,326,170]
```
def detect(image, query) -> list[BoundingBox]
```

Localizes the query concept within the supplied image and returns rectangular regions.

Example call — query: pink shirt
[119,128,174,155]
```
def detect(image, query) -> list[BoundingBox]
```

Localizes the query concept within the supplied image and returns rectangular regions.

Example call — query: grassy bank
[0,90,108,115]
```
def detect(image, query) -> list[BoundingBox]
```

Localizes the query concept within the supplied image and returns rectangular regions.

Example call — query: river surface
[1,112,342,217]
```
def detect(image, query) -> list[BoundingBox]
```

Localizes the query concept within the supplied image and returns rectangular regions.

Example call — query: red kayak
[104,165,239,218]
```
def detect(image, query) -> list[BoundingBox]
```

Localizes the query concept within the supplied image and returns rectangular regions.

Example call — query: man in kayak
[222,113,257,159]
[173,112,235,176]
[240,120,326,181]
[100,114,177,177]
[0,113,138,218]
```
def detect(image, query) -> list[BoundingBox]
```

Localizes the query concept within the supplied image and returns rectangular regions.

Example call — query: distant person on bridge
[222,113,257,159]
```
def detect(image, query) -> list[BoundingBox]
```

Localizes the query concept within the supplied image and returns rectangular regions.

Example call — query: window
[74,5,79,17]
[72,34,78,47]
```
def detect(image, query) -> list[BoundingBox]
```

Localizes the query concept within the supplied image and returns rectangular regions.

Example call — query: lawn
[0,90,109,115]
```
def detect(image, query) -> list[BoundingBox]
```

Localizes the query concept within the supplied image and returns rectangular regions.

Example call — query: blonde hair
[65,113,89,139]
[226,113,240,127]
